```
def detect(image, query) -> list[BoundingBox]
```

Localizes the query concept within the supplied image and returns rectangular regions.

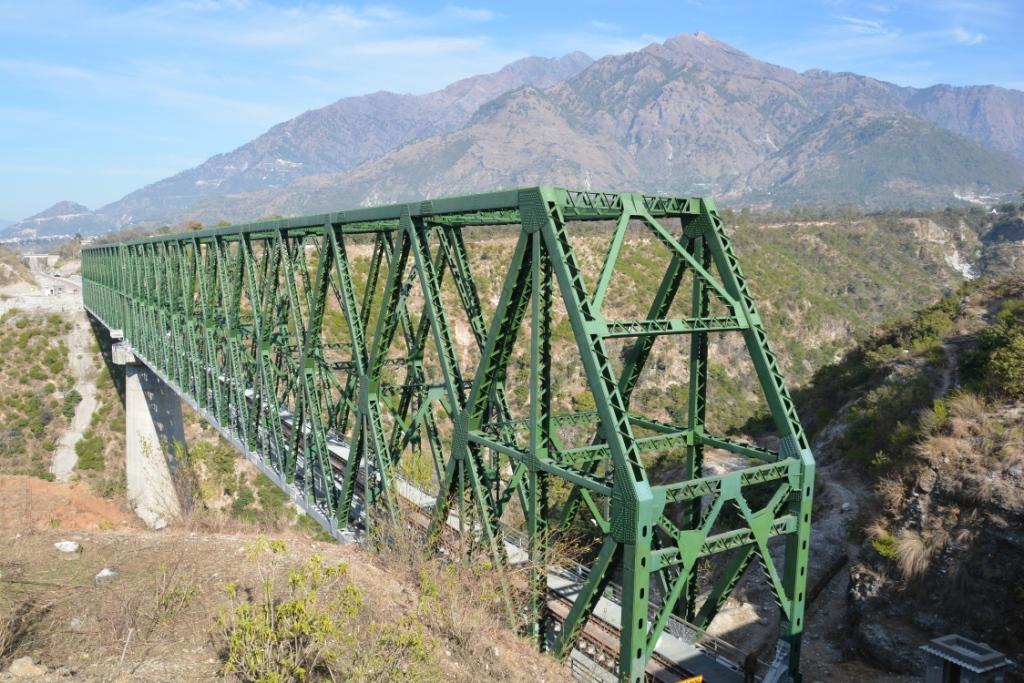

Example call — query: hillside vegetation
[453,204,1008,435]
[781,276,1024,675]
[0,310,76,480]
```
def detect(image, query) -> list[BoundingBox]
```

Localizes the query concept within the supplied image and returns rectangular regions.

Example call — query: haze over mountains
[7,32,1024,238]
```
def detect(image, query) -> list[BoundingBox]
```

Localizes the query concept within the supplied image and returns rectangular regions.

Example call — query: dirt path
[934,341,959,398]
[27,259,100,481]
[51,313,99,480]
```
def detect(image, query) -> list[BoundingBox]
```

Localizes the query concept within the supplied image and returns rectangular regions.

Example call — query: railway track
[92,317,764,683]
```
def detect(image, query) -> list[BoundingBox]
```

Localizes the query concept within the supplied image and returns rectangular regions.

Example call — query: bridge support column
[115,343,185,529]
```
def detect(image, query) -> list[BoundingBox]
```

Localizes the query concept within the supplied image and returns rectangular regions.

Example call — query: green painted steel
[81,187,815,682]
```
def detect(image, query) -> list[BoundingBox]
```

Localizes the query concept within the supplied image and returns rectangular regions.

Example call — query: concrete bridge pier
[113,341,185,529]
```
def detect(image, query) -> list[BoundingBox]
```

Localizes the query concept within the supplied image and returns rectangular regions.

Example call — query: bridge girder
[81,186,814,683]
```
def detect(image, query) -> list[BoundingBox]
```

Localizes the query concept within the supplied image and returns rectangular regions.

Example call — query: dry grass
[948,393,989,423]
[2,527,570,682]
[865,520,889,542]
[894,530,929,580]
[875,477,906,514]
[370,511,591,638]
[895,529,942,581]
[0,599,55,669]
[953,526,975,546]
[915,434,968,464]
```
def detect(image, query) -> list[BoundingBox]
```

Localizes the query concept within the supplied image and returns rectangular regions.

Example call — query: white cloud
[839,16,886,34]
[445,5,497,22]
[755,6,999,86]
[949,26,986,44]
[918,0,1010,19]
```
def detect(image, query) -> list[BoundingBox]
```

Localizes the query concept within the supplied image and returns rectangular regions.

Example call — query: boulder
[94,567,117,584]
[7,657,46,677]
[53,540,80,553]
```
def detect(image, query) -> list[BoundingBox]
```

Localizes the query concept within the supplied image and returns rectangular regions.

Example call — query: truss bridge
[81,187,815,683]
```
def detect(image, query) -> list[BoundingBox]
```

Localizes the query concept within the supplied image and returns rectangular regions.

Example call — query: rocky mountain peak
[652,31,762,70]
[31,201,91,219]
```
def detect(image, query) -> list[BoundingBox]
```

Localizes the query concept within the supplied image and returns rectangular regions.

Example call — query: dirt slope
[1,478,569,682]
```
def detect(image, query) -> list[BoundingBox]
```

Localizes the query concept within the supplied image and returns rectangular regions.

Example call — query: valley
[2,199,1021,680]
[4,3,1023,680]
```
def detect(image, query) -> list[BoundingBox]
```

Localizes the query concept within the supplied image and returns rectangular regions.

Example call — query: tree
[989,329,1024,399]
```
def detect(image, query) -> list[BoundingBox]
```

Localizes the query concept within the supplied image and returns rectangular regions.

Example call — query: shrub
[230,483,256,520]
[62,389,82,419]
[870,529,899,560]
[571,390,596,412]
[216,540,359,682]
[397,448,435,492]
[988,329,1024,399]
[75,434,105,470]
[254,475,289,519]
[187,441,236,491]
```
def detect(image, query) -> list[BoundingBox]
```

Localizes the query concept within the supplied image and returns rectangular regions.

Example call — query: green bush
[255,475,289,517]
[963,297,1024,398]
[231,483,256,518]
[871,531,899,559]
[216,540,357,682]
[988,328,1024,399]
[75,434,105,470]
[62,389,82,418]
[571,390,596,412]
[214,538,437,682]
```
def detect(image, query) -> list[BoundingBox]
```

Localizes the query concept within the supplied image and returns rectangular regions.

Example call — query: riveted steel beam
[82,186,814,683]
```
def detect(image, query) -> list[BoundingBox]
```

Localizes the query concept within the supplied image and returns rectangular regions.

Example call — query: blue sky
[1,0,1021,220]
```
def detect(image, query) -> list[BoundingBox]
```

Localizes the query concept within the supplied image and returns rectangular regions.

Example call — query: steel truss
[81,187,814,682]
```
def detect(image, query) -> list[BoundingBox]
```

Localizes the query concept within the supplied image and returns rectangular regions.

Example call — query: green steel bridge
[80,187,815,683]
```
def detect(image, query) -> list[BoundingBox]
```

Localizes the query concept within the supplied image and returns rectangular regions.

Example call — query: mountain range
[6,32,1024,238]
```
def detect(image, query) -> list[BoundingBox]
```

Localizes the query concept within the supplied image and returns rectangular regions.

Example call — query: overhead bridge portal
[81,187,815,683]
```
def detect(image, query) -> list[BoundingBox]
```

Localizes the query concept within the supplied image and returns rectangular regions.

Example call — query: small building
[920,634,1010,683]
